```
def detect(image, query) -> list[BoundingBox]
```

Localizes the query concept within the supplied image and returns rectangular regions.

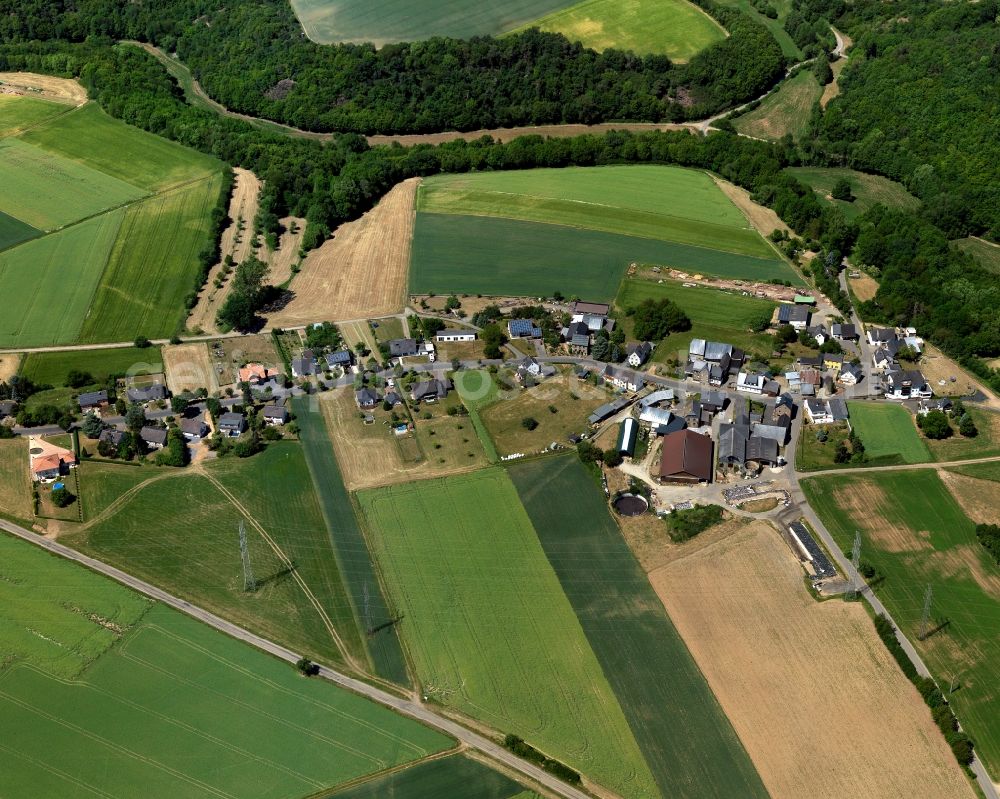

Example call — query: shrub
[521,417,538,430]
[664,504,724,542]
[51,486,74,507]
[917,410,952,439]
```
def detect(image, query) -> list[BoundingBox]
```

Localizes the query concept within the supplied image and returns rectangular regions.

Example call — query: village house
[603,365,645,392]
[640,406,686,436]
[238,363,270,384]
[831,323,858,341]
[180,418,209,440]
[507,319,542,339]
[217,412,247,437]
[884,369,933,400]
[866,327,898,347]
[657,429,713,484]
[822,353,844,372]
[839,362,864,386]
[411,378,452,404]
[918,397,953,415]
[139,426,168,450]
[325,349,353,371]
[804,397,849,424]
[31,449,77,482]
[384,390,403,407]
[78,390,109,412]
[126,383,168,404]
[777,303,810,330]
[291,349,317,378]
[718,423,779,468]
[262,402,289,426]
[561,321,591,354]
[355,387,380,408]
[516,357,551,384]
[388,339,419,358]
[99,427,126,448]
[626,342,652,368]
[736,371,766,394]
[435,329,477,343]
[807,325,827,346]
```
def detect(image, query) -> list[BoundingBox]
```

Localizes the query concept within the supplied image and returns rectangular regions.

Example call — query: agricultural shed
[617,418,638,457]
[658,429,713,483]
[588,396,632,425]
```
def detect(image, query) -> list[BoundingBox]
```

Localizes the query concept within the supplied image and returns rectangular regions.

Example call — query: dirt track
[268,178,417,326]
[650,521,976,799]
[712,177,791,237]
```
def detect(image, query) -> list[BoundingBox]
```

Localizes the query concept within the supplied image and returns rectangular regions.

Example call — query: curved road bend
[0,519,590,799]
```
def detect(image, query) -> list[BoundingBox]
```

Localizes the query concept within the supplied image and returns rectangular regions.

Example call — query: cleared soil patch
[270,179,415,326]
[939,469,1000,526]
[712,176,791,238]
[187,167,261,333]
[650,522,976,799]
[162,342,219,394]
[0,72,87,105]
[848,272,879,302]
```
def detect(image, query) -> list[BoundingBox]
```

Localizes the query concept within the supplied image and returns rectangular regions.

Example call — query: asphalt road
[0,518,590,799]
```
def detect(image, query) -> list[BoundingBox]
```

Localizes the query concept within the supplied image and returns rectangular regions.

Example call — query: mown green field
[64,443,362,668]
[0,210,38,251]
[329,754,527,799]
[20,346,163,388]
[847,401,931,465]
[733,69,822,142]
[411,215,794,300]
[510,455,767,799]
[802,469,1000,775]
[294,397,410,685]
[510,0,724,59]
[953,236,1000,275]
[615,277,778,359]
[0,138,145,230]
[0,94,68,138]
[0,534,452,799]
[79,174,225,342]
[0,209,125,348]
[291,0,578,44]
[0,439,32,524]
[785,166,920,221]
[22,102,222,191]
[418,166,772,257]
[358,469,660,798]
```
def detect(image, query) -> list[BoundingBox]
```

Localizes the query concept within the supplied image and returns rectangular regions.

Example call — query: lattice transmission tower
[239,520,257,593]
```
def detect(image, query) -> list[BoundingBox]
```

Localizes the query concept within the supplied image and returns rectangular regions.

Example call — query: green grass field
[64,443,363,669]
[0,533,452,799]
[453,369,501,461]
[418,167,773,257]
[20,346,163,388]
[0,138,145,230]
[802,469,1000,775]
[358,469,660,798]
[0,439,33,525]
[79,174,225,342]
[847,401,931,465]
[733,70,822,142]
[290,0,579,44]
[0,210,39,251]
[0,209,125,348]
[615,277,778,359]
[22,103,221,191]
[953,236,1000,275]
[509,456,767,799]
[510,0,724,59]
[0,94,69,138]
[329,754,526,799]
[411,215,794,300]
[294,397,410,685]
[785,167,920,221]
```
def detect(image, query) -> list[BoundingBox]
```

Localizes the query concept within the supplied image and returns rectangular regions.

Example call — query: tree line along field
[801,469,1000,776]
[509,0,726,60]
[62,442,367,671]
[19,346,164,387]
[615,277,779,360]
[509,456,768,798]
[784,166,920,222]
[358,469,661,798]
[0,98,225,347]
[0,534,453,799]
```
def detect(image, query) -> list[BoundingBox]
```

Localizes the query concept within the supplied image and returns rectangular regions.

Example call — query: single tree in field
[959,413,978,437]
[831,177,854,202]
[918,409,952,439]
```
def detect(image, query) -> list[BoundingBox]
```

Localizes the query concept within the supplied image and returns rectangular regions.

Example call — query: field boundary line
[0,739,114,798]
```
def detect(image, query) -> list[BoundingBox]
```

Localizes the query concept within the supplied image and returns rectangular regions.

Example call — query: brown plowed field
[269,179,417,326]
[650,522,976,799]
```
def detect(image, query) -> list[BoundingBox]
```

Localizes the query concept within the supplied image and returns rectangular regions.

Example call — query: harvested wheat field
[259,215,305,286]
[187,168,261,332]
[0,72,87,105]
[649,521,975,799]
[0,353,20,382]
[163,342,218,394]
[712,177,791,238]
[940,470,1000,526]
[919,342,997,406]
[848,272,879,302]
[269,179,416,326]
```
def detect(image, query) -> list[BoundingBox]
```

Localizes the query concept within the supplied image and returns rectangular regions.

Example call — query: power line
[919,583,933,640]
[238,519,256,593]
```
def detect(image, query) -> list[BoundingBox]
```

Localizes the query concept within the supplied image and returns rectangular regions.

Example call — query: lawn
[0,438,32,524]
[372,315,405,342]
[733,70,822,142]
[80,173,226,343]
[20,346,163,388]
[847,401,931,465]
[0,94,68,138]
[0,138,145,230]
[454,369,501,461]
[0,211,39,251]
[0,209,125,348]
[63,443,363,669]
[290,0,579,45]
[294,396,410,685]
[480,371,602,456]
[358,469,660,798]
[785,167,920,221]
[328,754,526,799]
[22,102,222,192]
[418,166,775,258]
[509,455,767,799]
[411,214,793,300]
[953,236,1000,275]
[795,421,853,471]
[614,277,778,361]
[510,0,724,59]
[0,534,452,799]
[802,470,1000,777]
